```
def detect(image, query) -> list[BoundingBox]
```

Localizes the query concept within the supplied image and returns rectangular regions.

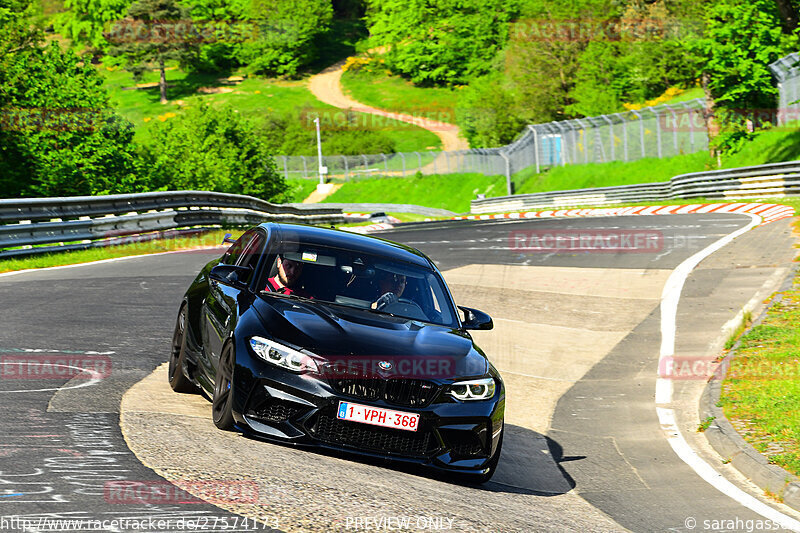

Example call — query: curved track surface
[1,214,799,532]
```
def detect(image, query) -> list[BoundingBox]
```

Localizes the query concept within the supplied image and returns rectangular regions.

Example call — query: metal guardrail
[0,191,345,259]
[470,161,800,213]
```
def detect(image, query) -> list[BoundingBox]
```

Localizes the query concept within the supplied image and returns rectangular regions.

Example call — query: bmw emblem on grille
[378,361,393,371]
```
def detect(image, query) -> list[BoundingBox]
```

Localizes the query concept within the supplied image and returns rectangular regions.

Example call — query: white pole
[314,116,323,185]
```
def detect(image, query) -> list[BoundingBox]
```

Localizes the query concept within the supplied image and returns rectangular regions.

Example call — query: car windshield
[259,242,458,328]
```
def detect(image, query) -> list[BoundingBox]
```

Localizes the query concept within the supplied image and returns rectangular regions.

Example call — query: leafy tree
[691,0,795,155]
[108,0,196,103]
[140,104,286,200]
[1,1,140,197]
[236,0,333,76]
[456,73,528,148]
[365,0,518,86]
[55,0,132,54]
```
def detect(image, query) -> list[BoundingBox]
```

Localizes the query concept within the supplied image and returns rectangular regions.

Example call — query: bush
[140,104,286,200]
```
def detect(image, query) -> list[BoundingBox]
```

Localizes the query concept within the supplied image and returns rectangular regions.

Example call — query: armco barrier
[0,191,344,259]
[471,160,800,214]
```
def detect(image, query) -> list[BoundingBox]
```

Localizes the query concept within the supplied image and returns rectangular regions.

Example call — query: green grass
[514,151,713,194]
[341,67,460,128]
[100,64,441,151]
[283,178,319,203]
[0,229,243,274]
[719,280,800,477]
[322,173,506,213]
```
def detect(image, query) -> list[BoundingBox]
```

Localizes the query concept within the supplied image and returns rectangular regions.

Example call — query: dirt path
[308,61,469,152]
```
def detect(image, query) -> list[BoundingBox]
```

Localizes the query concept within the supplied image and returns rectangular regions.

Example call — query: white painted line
[655,212,800,530]
[0,362,103,394]
[0,246,224,279]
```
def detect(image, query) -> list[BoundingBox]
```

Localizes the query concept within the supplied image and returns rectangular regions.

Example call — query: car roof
[261,223,432,268]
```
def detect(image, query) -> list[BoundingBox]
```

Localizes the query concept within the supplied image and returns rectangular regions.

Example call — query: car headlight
[249,336,318,373]
[449,377,496,401]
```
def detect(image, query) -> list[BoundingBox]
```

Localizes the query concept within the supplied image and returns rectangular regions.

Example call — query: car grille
[329,378,439,407]
[246,398,305,423]
[309,411,437,457]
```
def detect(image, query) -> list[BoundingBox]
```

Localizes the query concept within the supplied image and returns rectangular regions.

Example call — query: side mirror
[458,306,493,331]
[222,233,237,244]
[209,264,252,288]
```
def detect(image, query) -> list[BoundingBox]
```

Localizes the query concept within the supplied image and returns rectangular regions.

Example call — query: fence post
[380,153,388,175]
[667,104,679,154]
[602,114,615,161]
[615,113,629,162]
[528,125,540,174]
[414,151,422,173]
[361,154,368,175]
[281,156,289,181]
[652,108,662,159]
[499,151,512,195]
[342,155,348,181]
[575,119,589,164]
[432,152,438,174]
[300,155,308,178]
[399,152,406,177]
[444,151,451,173]
[630,110,644,158]
[682,102,695,153]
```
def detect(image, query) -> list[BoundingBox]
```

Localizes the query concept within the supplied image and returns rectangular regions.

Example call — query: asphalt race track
[2,213,800,532]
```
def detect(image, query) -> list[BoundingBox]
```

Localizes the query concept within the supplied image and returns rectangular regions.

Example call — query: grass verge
[340,68,460,127]
[718,265,800,477]
[0,229,242,274]
[321,173,506,213]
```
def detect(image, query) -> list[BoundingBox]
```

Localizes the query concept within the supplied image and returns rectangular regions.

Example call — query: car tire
[474,430,503,484]
[169,305,198,393]
[212,342,236,431]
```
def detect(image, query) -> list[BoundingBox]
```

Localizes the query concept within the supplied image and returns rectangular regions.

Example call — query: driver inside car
[371,271,406,310]
[266,255,312,298]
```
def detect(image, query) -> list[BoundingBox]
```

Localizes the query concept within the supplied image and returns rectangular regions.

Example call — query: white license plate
[336,401,419,432]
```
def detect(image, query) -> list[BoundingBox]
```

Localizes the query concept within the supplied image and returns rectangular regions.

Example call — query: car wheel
[169,305,197,393]
[212,343,236,431]
[474,430,503,484]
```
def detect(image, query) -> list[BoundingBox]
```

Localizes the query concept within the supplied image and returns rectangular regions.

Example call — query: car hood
[251,295,488,379]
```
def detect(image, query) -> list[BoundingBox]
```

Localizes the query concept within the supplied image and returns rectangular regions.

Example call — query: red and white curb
[450,203,795,227]
[344,203,795,234]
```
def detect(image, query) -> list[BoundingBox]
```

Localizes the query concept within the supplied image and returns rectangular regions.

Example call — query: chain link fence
[770,52,800,125]
[278,98,709,196]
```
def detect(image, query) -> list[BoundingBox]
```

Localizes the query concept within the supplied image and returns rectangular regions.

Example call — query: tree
[365,0,518,86]
[237,0,333,76]
[1,0,140,198]
[691,0,795,155]
[55,0,132,54]
[140,104,287,200]
[108,0,196,104]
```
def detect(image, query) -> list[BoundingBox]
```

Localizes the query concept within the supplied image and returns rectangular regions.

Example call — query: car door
[201,229,265,379]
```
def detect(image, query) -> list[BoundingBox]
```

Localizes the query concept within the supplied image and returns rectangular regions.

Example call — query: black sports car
[169,223,504,482]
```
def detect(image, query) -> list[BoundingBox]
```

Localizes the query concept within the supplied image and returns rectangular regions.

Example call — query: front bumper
[230,348,504,475]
